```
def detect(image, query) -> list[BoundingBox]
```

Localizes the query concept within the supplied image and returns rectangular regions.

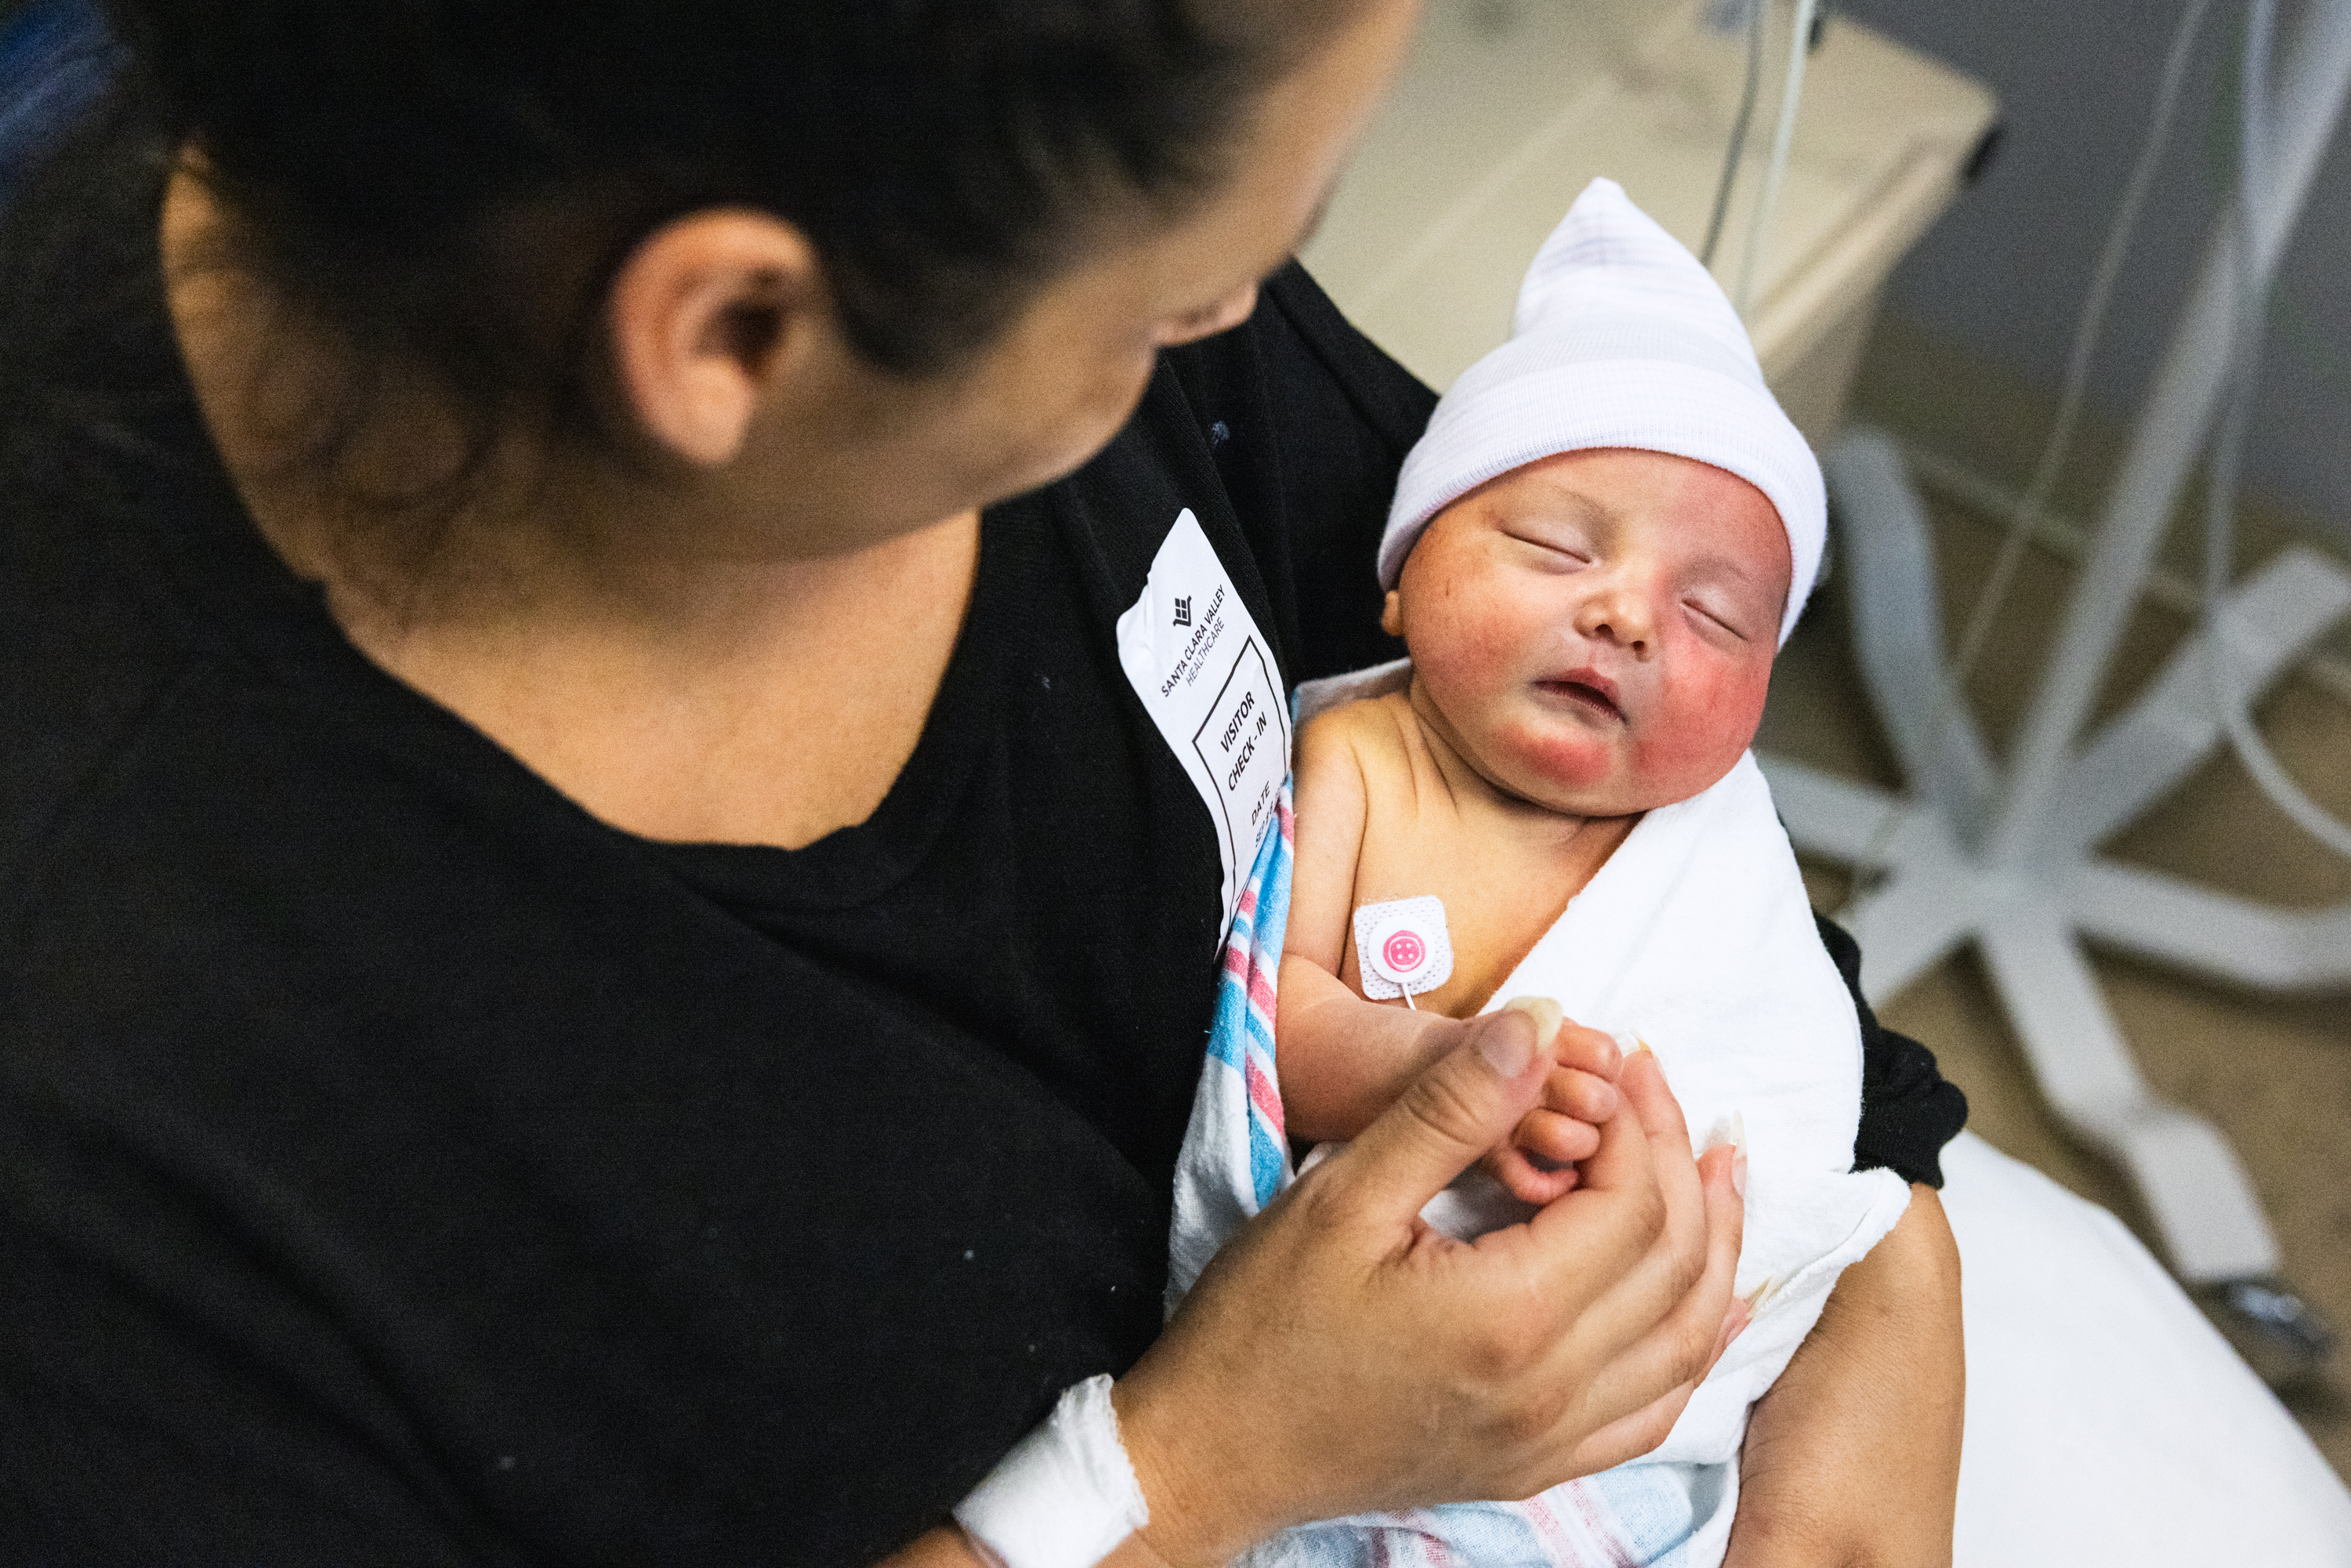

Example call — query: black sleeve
[1817,914,1969,1187]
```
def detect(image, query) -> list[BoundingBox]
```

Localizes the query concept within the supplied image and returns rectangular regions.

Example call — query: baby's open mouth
[1537,674,1625,722]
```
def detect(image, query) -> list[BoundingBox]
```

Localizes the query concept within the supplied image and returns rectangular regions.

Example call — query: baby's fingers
[1550,1019,1624,1082]
[1516,1106,1601,1167]
[1542,1065,1618,1124]
[1485,1143,1581,1205]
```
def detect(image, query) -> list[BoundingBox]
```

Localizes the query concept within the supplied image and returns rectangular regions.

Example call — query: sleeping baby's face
[1382,446,1791,818]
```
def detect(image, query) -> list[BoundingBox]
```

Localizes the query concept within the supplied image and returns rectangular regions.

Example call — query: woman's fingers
[1518,1053,1673,1297]
[1554,1141,1747,1472]
[1503,1052,1741,1451]
[1577,1048,1710,1295]
[1552,1378,1703,1482]
[1328,1001,1557,1226]
[1490,1000,1620,1078]
[1617,1045,1699,1167]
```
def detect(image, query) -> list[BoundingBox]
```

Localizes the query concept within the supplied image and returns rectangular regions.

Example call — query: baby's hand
[1477,1003,1624,1205]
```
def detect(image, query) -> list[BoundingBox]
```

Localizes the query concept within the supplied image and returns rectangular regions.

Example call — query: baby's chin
[1486,726,1751,818]
[1477,733,1657,818]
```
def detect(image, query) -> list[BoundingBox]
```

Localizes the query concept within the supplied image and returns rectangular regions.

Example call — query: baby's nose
[1574,586,1655,654]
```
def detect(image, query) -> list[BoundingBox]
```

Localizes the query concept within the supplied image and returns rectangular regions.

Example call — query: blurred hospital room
[1296,0,2351,1527]
[4,0,2349,1559]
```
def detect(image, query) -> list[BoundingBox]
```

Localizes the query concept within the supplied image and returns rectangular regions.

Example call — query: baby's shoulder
[1296,692,1424,788]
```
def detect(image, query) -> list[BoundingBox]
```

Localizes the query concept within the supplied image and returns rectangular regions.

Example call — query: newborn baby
[1166,179,1911,1568]
[1278,440,1787,1202]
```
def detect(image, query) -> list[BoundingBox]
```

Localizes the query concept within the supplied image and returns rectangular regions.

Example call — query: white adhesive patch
[1353,895,1454,1001]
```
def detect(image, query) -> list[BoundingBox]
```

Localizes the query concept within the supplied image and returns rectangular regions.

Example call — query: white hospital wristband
[953,1374,1149,1568]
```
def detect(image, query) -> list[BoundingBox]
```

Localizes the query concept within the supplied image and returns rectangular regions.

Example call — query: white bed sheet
[1942,1131,2351,1564]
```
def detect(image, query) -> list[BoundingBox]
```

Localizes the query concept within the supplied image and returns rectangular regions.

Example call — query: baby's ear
[1379,589,1403,638]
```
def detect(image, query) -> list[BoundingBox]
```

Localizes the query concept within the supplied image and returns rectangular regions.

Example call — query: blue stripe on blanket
[1204,784,1294,1209]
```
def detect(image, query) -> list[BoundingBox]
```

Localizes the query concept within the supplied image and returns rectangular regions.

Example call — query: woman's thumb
[1322,997,1559,1226]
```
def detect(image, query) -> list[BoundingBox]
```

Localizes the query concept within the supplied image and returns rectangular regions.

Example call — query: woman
[0,0,1965,1561]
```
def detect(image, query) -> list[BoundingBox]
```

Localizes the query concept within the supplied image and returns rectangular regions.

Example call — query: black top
[0,107,1965,1566]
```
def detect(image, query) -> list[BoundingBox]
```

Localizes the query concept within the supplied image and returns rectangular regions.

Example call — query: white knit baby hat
[1378,177,1827,647]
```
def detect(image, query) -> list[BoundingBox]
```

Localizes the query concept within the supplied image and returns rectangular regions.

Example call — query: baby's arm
[1277,713,1620,1197]
[1277,713,1467,1143]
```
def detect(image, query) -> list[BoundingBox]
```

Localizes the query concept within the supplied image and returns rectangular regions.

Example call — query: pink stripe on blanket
[1248,969,1277,1020]
[1245,1058,1284,1136]
[1563,1480,1640,1566]
[1519,1491,1602,1564]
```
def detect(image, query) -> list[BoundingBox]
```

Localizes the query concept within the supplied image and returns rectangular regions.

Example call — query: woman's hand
[1111,1001,1748,1566]
[1726,1186,1965,1568]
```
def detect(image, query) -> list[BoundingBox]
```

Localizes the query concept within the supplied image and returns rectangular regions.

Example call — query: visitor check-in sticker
[1117,509,1290,939]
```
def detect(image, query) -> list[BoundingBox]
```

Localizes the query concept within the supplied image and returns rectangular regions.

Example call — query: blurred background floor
[1762,311,2351,1483]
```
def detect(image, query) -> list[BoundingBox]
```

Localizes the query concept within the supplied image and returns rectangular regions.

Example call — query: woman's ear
[1380,588,1403,638]
[607,210,824,466]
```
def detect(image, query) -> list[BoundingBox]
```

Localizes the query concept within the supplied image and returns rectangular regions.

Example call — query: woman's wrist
[1109,1371,1264,1568]
[941,1368,1266,1568]
[954,1377,1151,1568]
[947,1371,1273,1568]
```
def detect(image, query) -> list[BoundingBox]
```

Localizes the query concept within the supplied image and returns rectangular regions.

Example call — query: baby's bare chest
[1340,783,1620,1020]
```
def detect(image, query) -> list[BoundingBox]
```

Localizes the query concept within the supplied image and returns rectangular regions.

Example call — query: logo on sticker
[1381,929,1426,975]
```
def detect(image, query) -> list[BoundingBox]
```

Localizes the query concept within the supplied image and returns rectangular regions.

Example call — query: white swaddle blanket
[1168,664,1912,1566]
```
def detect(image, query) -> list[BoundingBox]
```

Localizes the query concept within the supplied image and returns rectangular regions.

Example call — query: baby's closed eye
[1496,511,1596,566]
[1681,592,1759,643]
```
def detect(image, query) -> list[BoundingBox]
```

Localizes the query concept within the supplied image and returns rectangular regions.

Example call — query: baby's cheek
[1411,601,1520,690]
[1632,657,1772,797]
[1410,614,1530,731]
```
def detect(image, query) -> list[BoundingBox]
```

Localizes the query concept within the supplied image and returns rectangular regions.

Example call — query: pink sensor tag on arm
[1353,896,1454,1001]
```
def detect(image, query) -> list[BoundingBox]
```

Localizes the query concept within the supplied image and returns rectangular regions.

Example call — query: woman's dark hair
[101,0,1349,469]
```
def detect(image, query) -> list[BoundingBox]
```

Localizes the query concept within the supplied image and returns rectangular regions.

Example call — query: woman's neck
[161,168,982,851]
